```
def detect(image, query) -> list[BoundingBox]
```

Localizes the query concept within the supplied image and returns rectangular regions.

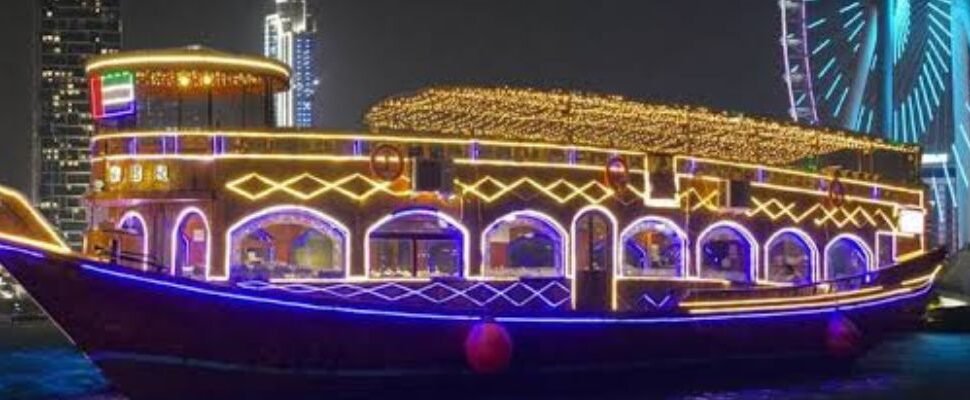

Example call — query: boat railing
[91,246,167,274]
[683,248,946,302]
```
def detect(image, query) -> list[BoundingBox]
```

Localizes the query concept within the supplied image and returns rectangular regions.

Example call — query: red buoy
[826,312,862,359]
[464,321,513,374]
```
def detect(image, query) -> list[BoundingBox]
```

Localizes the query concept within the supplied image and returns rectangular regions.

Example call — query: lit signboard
[90,71,135,119]
[898,208,925,235]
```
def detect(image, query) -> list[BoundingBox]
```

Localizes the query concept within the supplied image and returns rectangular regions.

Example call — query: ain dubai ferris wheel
[779,0,970,248]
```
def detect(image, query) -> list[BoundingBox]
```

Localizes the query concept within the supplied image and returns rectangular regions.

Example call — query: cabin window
[824,234,872,281]
[367,210,466,279]
[228,206,349,282]
[765,229,817,285]
[483,211,567,278]
[117,211,149,270]
[620,217,687,277]
[172,207,210,281]
[696,222,757,283]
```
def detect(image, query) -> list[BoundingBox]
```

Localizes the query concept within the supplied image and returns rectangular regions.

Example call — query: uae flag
[90,71,135,119]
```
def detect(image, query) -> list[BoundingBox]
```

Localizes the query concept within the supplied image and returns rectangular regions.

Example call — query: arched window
[483,211,567,278]
[171,207,210,281]
[226,206,350,282]
[764,228,818,284]
[696,221,757,282]
[619,216,687,277]
[571,206,617,276]
[366,209,468,279]
[117,211,148,270]
[824,234,872,281]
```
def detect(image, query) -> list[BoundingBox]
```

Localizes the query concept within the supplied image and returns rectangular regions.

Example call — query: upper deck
[89,129,924,208]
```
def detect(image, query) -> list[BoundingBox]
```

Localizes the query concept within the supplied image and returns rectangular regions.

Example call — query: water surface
[1,324,968,399]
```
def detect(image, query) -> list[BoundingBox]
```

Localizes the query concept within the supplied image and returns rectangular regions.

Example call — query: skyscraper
[265,0,318,128]
[36,0,122,248]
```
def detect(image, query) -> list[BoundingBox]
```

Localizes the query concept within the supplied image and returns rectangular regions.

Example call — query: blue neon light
[808,18,828,29]
[71,260,934,325]
[825,73,843,100]
[930,176,946,227]
[951,143,970,187]
[941,154,957,208]
[818,57,837,79]
[843,9,864,29]
[813,39,833,56]
[833,87,850,117]
[0,243,45,259]
[839,2,861,14]
[80,264,479,322]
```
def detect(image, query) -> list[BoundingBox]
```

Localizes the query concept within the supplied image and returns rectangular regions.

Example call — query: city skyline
[265,0,319,128]
[35,0,122,248]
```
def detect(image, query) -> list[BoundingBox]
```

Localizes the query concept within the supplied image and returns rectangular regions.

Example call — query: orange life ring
[604,157,630,193]
[827,174,846,208]
[369,144,405,181]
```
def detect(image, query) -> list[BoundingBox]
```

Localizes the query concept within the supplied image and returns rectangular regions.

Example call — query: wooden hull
[0,241,941,399]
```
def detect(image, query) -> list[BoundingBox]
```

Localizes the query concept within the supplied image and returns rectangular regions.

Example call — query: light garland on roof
[365,87,920,166]
[135,70,279,96]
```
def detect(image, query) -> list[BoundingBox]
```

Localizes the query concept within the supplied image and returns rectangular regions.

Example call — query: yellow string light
[365,87,920,166]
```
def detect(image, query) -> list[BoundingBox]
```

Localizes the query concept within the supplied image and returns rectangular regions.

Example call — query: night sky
[0,0,785,194]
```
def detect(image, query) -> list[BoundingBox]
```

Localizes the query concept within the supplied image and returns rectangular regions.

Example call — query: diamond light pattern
[225,173,902,230]
[236,280,571,309]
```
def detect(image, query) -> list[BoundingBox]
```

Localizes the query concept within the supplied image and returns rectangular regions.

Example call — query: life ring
[604,157,630,193]
[369,144,405,181]
[827,173,846,208]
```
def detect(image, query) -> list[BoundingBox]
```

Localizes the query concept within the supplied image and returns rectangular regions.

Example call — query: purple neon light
[696,222,758,282]
[824,234,874,281]
[81,263,478,321]
[73,260,934,325]
[0,243,45,259]
[764,228,818,283]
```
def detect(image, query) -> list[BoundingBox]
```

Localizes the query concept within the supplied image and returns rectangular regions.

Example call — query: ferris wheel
[779,0,953,145]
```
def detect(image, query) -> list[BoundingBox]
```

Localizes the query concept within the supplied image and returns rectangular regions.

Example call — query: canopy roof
[85,46,290,96]
[365,87,920,165]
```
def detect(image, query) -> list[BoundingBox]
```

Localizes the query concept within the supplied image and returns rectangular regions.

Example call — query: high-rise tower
[265,0,318,128]
[35,0,122,248]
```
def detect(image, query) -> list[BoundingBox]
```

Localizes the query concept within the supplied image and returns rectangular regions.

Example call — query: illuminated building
[34,0,122,249]
[264,0,318,128]
[0,48,945,395]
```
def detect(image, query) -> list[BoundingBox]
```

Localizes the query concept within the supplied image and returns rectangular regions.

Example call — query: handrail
[92,246,167,272]
[685,247,946,298]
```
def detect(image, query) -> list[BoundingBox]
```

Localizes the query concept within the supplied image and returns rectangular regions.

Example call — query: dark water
[1,327,969,399]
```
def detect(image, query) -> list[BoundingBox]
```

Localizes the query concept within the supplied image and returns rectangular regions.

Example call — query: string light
[0,185,70,254]
[365,87,920,166]
[85,47,290,80]
[684,265,942,315]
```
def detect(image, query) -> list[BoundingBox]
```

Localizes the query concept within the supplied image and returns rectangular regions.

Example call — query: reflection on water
[1,329,969,399]
[668,333,970,400]
[0,347,116,399]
